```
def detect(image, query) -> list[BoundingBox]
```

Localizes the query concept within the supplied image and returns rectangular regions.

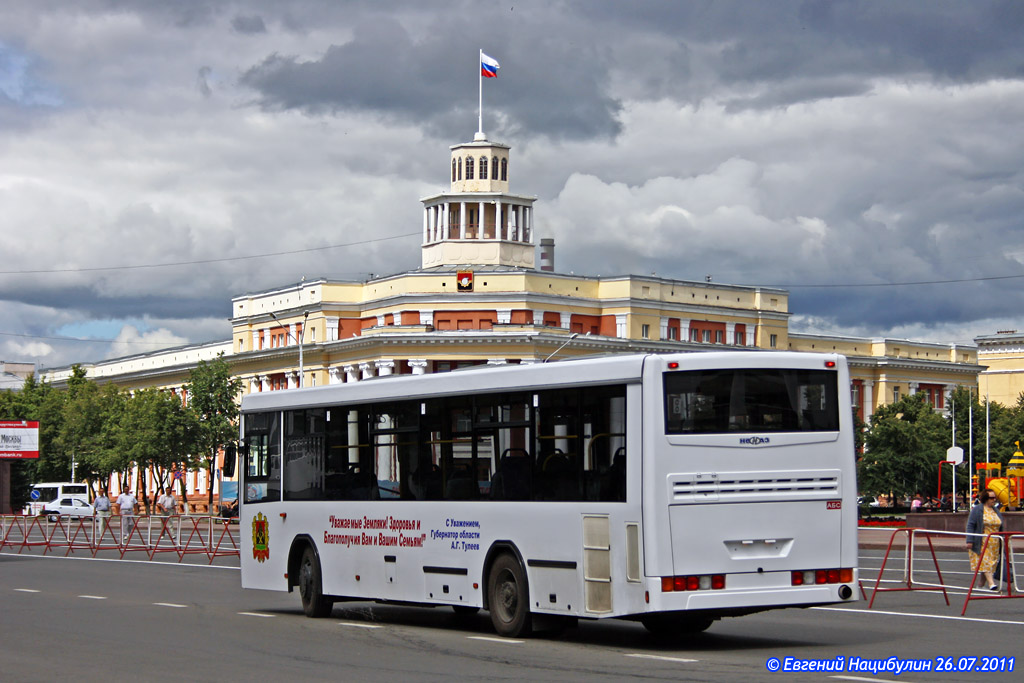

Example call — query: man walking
[116,488,137,543]
[94,489,111,539]
[157,486,177,537]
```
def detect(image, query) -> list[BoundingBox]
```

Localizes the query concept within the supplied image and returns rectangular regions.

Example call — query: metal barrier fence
[0,513,239,564]
[863,527,1024,615]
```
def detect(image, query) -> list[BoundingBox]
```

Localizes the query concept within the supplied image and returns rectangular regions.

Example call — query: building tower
[420,135,537,269]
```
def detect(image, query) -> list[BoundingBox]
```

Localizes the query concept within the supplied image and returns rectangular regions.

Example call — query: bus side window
[243,411,281,504]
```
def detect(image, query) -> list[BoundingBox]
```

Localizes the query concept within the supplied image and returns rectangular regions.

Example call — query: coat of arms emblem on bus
[252,512,270,562]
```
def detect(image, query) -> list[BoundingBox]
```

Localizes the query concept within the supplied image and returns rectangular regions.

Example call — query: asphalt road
[1,548,1021,682]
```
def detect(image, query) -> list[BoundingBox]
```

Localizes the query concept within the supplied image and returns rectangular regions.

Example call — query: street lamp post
[269,311,310,388]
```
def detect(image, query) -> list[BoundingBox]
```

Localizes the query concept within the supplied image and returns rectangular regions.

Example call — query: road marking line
[338,622,382,629]
[467,636,524,644]
[237,612,275,618]
[79,595,107,600]
[14,589,40,593]
[625,654,699,663]
[153,602,187,608]
[812,606,1024,626]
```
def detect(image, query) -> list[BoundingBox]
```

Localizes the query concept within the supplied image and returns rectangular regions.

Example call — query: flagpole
[478,49,483,138]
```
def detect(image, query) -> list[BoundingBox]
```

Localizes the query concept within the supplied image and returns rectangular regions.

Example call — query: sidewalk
[859,526,967,551]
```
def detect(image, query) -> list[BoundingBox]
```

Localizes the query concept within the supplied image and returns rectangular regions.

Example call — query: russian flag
[481,52,500,78]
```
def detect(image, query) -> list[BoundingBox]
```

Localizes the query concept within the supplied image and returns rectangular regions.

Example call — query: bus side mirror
[223,443,237,478]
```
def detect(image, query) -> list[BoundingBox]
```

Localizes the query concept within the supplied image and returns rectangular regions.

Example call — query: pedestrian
[966,489,1003,591]
[116,488,137,543]
[93,489,111,538]
[157,486,177,534]
[910,493,923,512]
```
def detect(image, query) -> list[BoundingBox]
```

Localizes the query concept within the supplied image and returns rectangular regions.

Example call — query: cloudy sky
[3,0,1024,370]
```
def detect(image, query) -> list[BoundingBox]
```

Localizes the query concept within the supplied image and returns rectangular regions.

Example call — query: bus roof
[240,350,845,414]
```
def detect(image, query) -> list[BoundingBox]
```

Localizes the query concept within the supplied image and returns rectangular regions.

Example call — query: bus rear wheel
[298,547,334,618]
[488,553,532,637]
[640,612,714,636]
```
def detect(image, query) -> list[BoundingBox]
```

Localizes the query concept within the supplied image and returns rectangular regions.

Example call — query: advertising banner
[0,421,40,458]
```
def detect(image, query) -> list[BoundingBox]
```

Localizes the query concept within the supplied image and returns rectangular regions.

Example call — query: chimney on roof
[539,238,555,272]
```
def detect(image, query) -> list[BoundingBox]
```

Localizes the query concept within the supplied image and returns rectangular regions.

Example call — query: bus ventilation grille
[670,471,840,503]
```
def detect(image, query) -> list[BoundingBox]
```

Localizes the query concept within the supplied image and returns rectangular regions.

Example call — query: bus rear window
[664,368,839,434]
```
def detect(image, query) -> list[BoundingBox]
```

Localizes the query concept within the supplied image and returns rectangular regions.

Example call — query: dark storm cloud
[231,14,266,35]
[5,0,1024,366]
[1,282,227,321]
[239,12,622,141]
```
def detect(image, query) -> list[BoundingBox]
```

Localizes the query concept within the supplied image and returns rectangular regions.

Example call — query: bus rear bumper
[648,582,858,612]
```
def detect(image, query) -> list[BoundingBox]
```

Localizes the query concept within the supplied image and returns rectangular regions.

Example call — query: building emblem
[456,270,474,292]
[252,512,270,562]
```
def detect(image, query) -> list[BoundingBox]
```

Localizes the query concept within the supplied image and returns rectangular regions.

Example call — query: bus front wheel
[488,553,532,637]
[298,547,334,618]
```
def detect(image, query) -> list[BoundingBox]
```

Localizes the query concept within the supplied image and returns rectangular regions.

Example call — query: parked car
[43,497,95,522]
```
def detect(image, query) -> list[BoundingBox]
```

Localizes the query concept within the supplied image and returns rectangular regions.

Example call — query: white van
[24,482,90,515]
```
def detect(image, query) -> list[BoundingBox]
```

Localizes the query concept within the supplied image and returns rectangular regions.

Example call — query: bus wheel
[640,613,713,636]
[488,553,532,637]
[298,547,334,618]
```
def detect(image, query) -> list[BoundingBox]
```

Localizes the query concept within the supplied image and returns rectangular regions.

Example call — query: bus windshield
[664,368,839,434]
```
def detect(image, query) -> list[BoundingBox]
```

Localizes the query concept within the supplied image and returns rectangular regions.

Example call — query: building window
[735,326,745,345]
[466,156,474,180]
[458,157,462,180]
[715,330,723,344]
[851,383,861,408]
[703,330,711,343]
[893,386,901,402]
[920,384,944,409]
[493,156,499,178]
[667,327,677,341]
[501,158,507,181]
[452,159,456,182]
[480,156,488,179]
[769,333,778,348]
[691,328,700,342]
[641,324,650,339]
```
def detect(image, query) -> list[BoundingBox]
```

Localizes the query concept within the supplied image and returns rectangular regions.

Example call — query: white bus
[238,352,858,637]
[24,481,90,516]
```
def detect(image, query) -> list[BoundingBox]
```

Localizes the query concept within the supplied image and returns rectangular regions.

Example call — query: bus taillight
[661,574,726,592]
[792,568,854,586]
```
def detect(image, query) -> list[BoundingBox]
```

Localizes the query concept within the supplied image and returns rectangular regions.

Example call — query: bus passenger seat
[493,453,533,501]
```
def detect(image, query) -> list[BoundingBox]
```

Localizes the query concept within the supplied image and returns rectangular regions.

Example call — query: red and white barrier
[1,513,238,564]
[862,527,1024,615]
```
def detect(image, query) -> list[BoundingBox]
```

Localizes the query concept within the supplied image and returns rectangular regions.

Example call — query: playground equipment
[972,442,1024,510]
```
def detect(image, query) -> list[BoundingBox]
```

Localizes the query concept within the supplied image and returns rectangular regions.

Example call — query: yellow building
[44,130,983,443]
[788,333,979,420]
[976,330,1024,407]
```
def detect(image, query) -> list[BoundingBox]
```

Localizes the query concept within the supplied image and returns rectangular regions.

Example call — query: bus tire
[640,612,713,636]
[488,553,532,637]
[298,547,334,618]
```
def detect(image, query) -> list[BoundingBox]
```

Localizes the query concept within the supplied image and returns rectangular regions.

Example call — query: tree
[859,393,949,502]
[185,354,242,510]
[118,388,200,513]
[59,380,127,497]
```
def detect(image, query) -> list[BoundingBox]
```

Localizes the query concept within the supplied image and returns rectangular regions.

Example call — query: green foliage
[59,381,127,488]
[859,393,951,500]
[184,354,243,506]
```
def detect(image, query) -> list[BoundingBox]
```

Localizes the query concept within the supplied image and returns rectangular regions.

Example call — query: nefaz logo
[739,436,770,446]
[826,501,842,510]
